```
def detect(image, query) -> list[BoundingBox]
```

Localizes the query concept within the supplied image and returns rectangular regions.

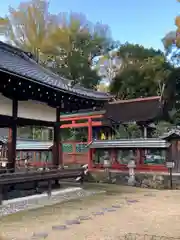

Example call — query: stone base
[128,176,136,186]
[88,171,180,189]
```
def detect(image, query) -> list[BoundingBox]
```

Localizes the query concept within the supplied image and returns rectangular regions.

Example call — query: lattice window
[62,143,73,153]
[76,143,88,153]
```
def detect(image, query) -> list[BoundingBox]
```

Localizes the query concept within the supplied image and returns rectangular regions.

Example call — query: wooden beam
[60,121,103,128]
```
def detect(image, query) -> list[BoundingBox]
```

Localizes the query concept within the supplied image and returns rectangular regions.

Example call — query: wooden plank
[0,169,84,185]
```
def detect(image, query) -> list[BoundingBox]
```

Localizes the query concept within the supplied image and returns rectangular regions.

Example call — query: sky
[0,0,179,50]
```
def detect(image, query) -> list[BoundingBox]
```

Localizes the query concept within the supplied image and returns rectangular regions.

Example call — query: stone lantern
[127,155,136,186]
[103,151,112,183]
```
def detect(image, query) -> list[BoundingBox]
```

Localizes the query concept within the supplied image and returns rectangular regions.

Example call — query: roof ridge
[74,84,111,97]
[0,41,112,100]
[0,41,70,90]
[109,96,160,104]
[0,41,36,61]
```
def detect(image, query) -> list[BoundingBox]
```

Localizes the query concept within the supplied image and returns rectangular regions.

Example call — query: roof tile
[0,42,111,101]
[105,96,162,123]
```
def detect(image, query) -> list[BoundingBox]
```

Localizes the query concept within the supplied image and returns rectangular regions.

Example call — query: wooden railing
[0,168,85,204]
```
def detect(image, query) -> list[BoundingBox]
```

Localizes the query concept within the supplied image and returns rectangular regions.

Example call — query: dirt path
[1,186,180,240]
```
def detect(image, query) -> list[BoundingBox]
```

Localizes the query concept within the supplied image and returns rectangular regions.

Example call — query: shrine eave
[104,96,163,123]
[0,41,111,101]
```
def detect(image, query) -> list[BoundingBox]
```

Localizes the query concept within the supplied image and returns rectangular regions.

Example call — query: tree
[95,49,121,84]
[109,43,171,99]
[152,121,172,137]
[160,1,180,124]
[0,0,115,88]
[0,0,57,60]
[162,66,180,124]
[46,12,116,88]
[114,124,141,139]
[162,1,180,65]
[117,43,163,65]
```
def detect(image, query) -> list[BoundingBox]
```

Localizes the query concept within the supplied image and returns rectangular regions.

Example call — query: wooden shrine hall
[0,41,111,172]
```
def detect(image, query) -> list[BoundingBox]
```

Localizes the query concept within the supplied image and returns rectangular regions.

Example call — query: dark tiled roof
[16,140,53,150]
[89,139,170,149]
[0,136,53,149]
[105,96,162,123]
[0,41,111,101]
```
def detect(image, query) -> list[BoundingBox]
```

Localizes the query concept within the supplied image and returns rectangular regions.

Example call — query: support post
[0,185,3,205]
[88,118,92,169]
[80,170,85,185]
[52,106,62,168]
[47,180,52,197]
[8,99,18,172]
[169,168,173,189]
[143,126,147,138]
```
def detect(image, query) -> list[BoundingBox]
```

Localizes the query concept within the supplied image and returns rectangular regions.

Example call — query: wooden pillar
[88,118,92,142]
[52,106,62,167]
[72,120,76,163]
[143,126,147,138]
[0,184,3,205]
[88,118,92,169]
[8,99,18,172]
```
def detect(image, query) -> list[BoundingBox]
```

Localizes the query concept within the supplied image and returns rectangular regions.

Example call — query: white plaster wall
[0,94,56,122]
[0,128,9,136]
[0,94,12,116]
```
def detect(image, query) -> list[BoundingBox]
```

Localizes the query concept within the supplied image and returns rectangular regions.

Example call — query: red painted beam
[61,121,102,128]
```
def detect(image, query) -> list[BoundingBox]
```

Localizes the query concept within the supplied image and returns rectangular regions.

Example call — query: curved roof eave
[0,41,112,101]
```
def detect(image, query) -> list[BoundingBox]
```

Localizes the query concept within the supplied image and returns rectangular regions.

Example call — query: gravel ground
[1,185,180,240]
[0,187,105,217]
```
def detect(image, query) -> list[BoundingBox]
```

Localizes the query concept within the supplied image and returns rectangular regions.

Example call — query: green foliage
[114,125,129,139]
[0,0,115,89]
[162,67,180,124]
[127,124,142,138]
[109,43,171,99]
[152,121,173,137]
[117,43,163,63]
[114,124,141,139]
[61,128,88,141]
